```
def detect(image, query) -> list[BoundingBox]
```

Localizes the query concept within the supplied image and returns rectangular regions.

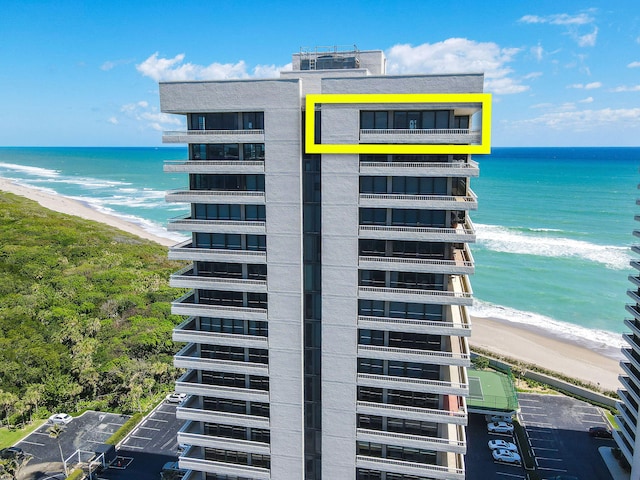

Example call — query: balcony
[619,376,640,406]
[169,240,267,263]
[359,218,476,243]
[358,305,471,337]
[166,189,266,205]
[179,452,270,480]
[623,333,640,355]
[625,318,640,338]
[163,129,265,144]
[359,190,477,210]
[356,454,464,480]
[173,317,268,348]
[177,420,270,453]
[170,266,267,293]
[357,425,465,454]
[164,160,264,174]
[629,273,640,287]
[177,395,270,428]
[174,343,269,376]
[167,215,266,234]
[357,400,467,425]
[359,159,479,177]
[617,391,639,420]
[357,365,468,396]
[172,292,267,321]
[620,362,640,387]
[357,337,470,367]
[612,428,634,470]
[626,304,640,321]
[175,370,269,403]
[358,244,474,275]
[358,275,473,306]
[360,128,481,146]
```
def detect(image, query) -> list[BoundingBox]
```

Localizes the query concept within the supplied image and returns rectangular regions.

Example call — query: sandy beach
[0,177,623,392]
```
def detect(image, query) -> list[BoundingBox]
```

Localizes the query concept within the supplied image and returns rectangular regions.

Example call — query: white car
[486,414,512,423]
[488,439,518,451]
[492,448,521,464]
[48,413,73,425]
[487,421,514,434]
[166,392,187,404]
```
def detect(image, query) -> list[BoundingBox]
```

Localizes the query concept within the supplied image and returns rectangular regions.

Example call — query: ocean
[0,146,637,357]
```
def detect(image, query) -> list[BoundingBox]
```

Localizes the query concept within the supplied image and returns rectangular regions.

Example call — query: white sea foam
[475,223,632,270]
[0,162,60,178]
[470,299,625,360]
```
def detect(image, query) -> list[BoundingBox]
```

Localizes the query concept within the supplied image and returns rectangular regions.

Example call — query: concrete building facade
[617,192,640,475]
[161,47,489,480]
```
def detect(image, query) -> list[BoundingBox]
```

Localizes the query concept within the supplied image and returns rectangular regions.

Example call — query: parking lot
[519,393,615,479]
[466,413,527,480]
[467,392,617,479]
[15,411,129,478]
[99,399,183,480]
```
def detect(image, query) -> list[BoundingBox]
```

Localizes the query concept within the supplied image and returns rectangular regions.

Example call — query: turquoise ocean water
[0,146,637,357]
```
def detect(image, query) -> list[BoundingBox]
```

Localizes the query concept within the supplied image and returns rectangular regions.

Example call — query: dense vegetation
[0,192,186,424]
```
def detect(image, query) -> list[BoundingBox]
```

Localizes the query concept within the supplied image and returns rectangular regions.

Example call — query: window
[359,270,386,287]
[242,112,264,130]
[358,329,384,346]
[359,208,387,225]
[243,143,265,160]
[359,176,387,194]
[454,115,469,129]
[360,111,388,129]
[358,300,385,317]
[190,174,265,191]
[357,358,384,375]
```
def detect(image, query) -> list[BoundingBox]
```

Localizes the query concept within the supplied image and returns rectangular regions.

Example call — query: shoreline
[0,177,623,392]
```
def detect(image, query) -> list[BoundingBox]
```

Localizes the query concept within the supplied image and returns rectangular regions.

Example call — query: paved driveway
[519,393,615,479]
[15,411,129,479]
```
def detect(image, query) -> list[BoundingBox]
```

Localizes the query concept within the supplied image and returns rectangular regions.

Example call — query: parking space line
[129,434,152,440]
[537,467,567,473]
[152,418,169,423]
[495,473,526,479]
[537,457,563,462]
[120,443,144,450]
[533,447,559,452]
[18,440,45,446]
[139,426,161,431]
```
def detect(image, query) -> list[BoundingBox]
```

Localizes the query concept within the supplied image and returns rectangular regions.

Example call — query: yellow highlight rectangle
[304,93,491,155]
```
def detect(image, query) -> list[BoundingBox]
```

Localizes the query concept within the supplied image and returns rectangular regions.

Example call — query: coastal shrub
[105,412,144,445]
[0,192,187,421]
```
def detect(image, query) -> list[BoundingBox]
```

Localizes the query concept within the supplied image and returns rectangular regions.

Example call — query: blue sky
[1,1,638,147]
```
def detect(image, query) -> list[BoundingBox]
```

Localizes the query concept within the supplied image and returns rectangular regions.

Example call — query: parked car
[588,426,612,438]
[486,414,513,423]
[48,413,73,424]
[166,392,187,404]
[0,447,24,459]
[487,421,514,434]
[492,448,521,464]
[161,461,187,480]
[488,439,518,452]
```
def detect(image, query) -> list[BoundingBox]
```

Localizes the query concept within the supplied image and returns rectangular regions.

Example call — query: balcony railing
[356,427,465,453]
[173,317,268,347]
[357,344,470,367]
[175,370,269,402]
[172,292,268,321]
[359,160,479,177]
[164,160,265,174]
[165,129,265,136]
[358,244,474,275]
[174,343,269,375]
[360,128,481,145]
[358,285,473,306]
[359,218,476,243]
[359,190,477,210]
[178,455,270,480]
[167,216,266,234]
[357,400,467,425]
[166,190,266,204]
[356,455,464,480]
[163,129,265,144]
[170,265,267,292]
[358,309,471,337]
[168,240,267,263]
[358,372,468,396]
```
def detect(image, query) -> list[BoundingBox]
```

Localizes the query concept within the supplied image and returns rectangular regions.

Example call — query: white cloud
[611,85,640,92]
[523,72,543,80]
[136,52,289,82]
[385,39,528,95]
[577,27,598,47]
[107,117,118,125]
[531,44,544,61]
[118,100,183,131]
[519,11,598,46]
[517,107,640,130]
[100,59,133,71]
[579,96,594,103]
[567,82,601,89]
[628,61,640,68]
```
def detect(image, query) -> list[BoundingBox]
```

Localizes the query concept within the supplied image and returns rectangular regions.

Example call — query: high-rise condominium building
[617,187,640,474]
[161,47,490,480]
